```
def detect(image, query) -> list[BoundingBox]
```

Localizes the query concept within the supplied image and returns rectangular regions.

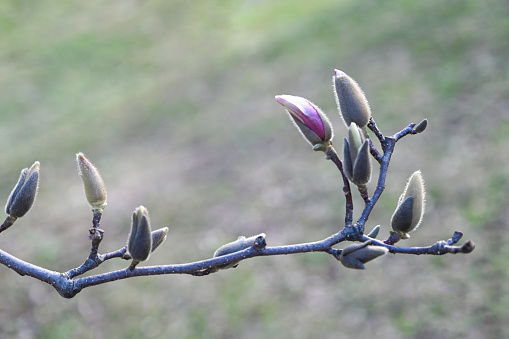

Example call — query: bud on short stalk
[127,206,153,267]
[367,225,381,239]
[333,69,371,128]
[414,119,428,134]
[343,123,372,185]
[76,153,107,211]
[213,233,266,269]
[275,95,333,152]
[5,161,40,219]
[339,240,388,270]
[390,171,426,239]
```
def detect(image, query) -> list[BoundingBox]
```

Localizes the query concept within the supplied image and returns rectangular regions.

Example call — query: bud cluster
[275,68,431,265]
[275,69,374,186]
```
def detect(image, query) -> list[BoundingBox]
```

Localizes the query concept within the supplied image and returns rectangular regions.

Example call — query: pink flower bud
[275,95,333,148]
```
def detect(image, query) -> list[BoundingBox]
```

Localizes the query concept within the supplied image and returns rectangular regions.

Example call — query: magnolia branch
[0,69,474,299]
[0,224,473,298]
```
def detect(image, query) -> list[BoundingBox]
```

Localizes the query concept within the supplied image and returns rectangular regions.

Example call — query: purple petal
[275,95,326,140]
[334,69,347,77]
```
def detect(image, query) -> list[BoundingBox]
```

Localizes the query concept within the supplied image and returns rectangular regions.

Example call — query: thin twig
[0,216,17,234]
[363,232,475,255]
[367,118,385,147]
[325,147,354,226]
[64,211,105,279]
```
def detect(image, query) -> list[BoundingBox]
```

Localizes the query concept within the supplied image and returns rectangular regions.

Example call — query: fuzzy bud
[127,206,153,263]
[333,69,371,128]
[367,225,381,239]
[275,95,333,151]
[343,123,372,185]
[390,171,426,238]
[5,161,40,219]
[151,227,169,253]
[414,119,428,133]
[339,240,388,269]
[76,153,107,211]
[213,233,266,269]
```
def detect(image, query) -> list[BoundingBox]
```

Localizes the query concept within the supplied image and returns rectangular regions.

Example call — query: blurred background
[0,0,507,338]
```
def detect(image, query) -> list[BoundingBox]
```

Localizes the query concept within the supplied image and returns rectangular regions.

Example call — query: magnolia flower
[333,69,371,128]
[275,95,333,151]
[5,161,40,219]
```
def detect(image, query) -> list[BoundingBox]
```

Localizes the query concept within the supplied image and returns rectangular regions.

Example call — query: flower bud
[390,171,426,238]
[333,69,371,128]
[76,153,107,211]
[127,206,153,263]
[151,227,169,253]
[343,123,372,185]
[213,233,266,269]
[275,95,333,151]
[414,119,428,134]
[5,161,40,219]
[339,240,388,269]
[367,225,381,239]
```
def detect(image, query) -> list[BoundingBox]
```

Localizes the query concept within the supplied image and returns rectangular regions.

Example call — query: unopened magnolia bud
[390,171,426,238]
[275,95,333,151]
[76,153,107,211]
[343,138,354,180]
[367,225,381,238]
[213,233,266,269]
[343,123,372,185]
[5,161,40,218]
[333,69,371,128]
[414,119,428,133]
[127,206,153,263]
[339,240,388,269]
[348,122,364,153]
[352,140,372,185]
[151,227,169,253]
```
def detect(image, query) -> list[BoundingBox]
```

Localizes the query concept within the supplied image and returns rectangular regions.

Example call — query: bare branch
[363,232,475,255]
